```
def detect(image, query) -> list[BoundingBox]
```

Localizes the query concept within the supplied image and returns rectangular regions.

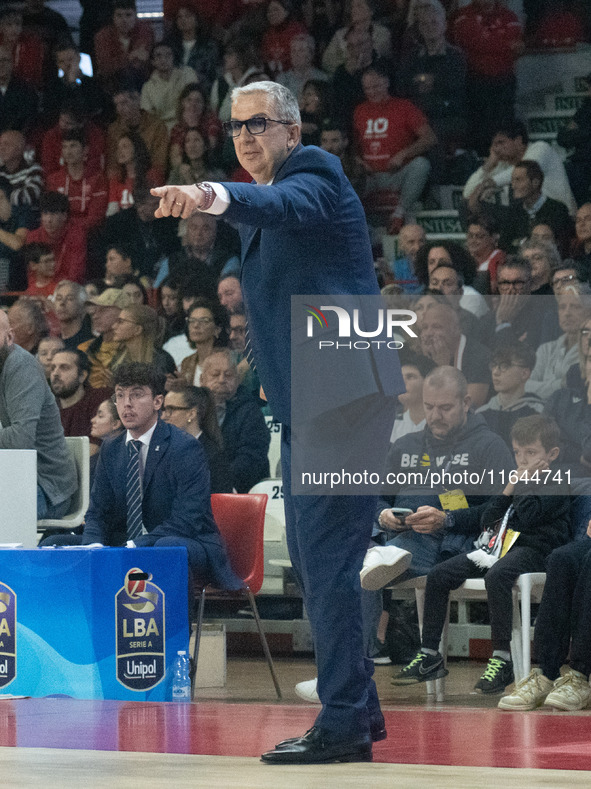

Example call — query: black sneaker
[391,651,448,685]
[474,658,514,694]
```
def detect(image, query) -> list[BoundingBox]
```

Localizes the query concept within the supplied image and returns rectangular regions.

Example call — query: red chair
[191,493,282,698]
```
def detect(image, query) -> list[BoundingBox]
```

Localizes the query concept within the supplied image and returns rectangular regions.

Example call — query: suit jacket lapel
[236,148,301,277]
[143,420,169,492]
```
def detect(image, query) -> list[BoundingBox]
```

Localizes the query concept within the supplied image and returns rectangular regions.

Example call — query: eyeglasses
[186,317,214,326]
[223,117,293,138]
[553,274,578,287]
[112,389,150,403]
[162,405,190,415]
[497,279,528,289]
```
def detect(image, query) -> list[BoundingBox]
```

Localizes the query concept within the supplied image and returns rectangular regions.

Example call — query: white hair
[520,238,561,272]
[54,279,87,309]
[231,81,301,125]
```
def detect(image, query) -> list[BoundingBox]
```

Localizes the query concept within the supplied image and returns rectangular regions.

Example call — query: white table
[0,450,37,548]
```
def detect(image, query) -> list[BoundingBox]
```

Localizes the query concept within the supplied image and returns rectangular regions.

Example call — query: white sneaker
[498,667,553,711]
[295,677,320,704]
[360,545,412,590]
[544,670,591,711]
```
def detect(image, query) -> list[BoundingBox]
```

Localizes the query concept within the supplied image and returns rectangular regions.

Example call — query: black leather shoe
[261,727,372,764]
[274,713,386,749]
[369,711,387,742]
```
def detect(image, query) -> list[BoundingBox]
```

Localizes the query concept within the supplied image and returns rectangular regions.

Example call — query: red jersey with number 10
[354,97,428,173]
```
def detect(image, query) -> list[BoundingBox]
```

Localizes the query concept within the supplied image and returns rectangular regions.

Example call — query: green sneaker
[391,651,448,685]
[474,657,514,694]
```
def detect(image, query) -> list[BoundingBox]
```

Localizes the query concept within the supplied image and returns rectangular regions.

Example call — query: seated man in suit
[40,361,240,589]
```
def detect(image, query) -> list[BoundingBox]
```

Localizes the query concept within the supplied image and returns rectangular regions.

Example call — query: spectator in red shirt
[22,241,58,297]
[46,130,108,229]
[26,191,87,283]
[40,107,106,177]
[0,5,45,89]
[93,0,154,90]
[451,0,523,155]
[354,62,436,234]
[532,0,585,50]
[107,130,163,215]
[261,0,307,77]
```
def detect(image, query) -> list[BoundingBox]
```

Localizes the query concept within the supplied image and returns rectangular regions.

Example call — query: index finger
[151,186,176,218]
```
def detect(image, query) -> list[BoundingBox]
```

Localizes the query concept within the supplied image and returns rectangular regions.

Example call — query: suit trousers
[281,423,381,739]
[421,546,546,654]
[534,539,591,680]
[38,532,209,576]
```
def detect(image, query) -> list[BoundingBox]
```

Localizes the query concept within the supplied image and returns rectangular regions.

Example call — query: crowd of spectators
[0,0,591,566]
[2,0,591,712]
[1,0,590,299]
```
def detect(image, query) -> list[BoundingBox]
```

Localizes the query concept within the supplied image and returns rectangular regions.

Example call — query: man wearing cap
[78,288,128,388]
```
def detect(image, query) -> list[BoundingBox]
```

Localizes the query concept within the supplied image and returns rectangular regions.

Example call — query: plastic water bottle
[172,650,191,702]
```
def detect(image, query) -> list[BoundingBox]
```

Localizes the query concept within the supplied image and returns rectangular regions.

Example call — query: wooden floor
[3,656,591,787]
[4,749,591,789]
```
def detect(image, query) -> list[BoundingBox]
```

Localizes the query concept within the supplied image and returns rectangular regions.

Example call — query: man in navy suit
[152,82,403,764]
[41,362,240,591]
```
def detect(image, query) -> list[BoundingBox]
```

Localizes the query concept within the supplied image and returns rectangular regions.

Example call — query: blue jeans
[37,486,71,520]
[361,530,445,657]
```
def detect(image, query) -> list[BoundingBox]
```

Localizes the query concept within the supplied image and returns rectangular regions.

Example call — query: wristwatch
[195,182,215,210]
[443,512,455,531]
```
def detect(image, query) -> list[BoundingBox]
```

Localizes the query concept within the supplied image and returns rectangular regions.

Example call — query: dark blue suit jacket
[83,419,240,588]
[221,144,404,425]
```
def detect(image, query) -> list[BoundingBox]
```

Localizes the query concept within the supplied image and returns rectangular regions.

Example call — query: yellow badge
[439,489,469,511]
[501,529,521,557]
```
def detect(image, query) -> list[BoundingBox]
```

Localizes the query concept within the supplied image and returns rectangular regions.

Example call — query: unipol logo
[305,305,417,350]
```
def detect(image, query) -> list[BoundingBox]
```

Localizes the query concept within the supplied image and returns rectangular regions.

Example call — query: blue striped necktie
[244,324,256,371]
[126,439,144,541]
